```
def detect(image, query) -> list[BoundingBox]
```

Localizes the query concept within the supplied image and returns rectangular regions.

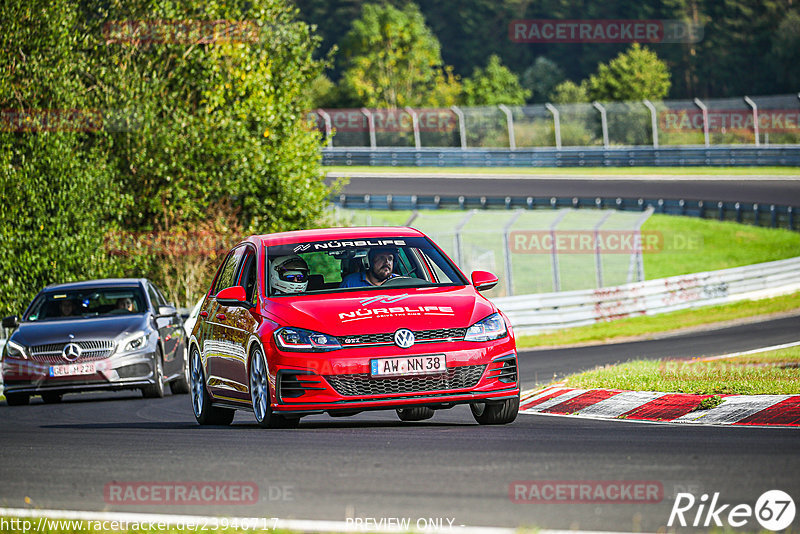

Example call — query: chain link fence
[309,94,800,149]
[342,208,653,299]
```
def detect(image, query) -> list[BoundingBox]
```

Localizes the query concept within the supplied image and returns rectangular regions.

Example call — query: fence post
[498,104,516,150]
[742,96,759,146]
[628,206,655,283]
[593,211,614,288]
[316,109,333,147]
[592,101,609,148]
[502,210,524,296]
[545,103,562,149]
[404,106,421,149]
[549,209,570,291]
[450,105,467,149]
[360,108,376,149]
[454,210,476,269]
[693,98,710,147]
[643,99,659,148]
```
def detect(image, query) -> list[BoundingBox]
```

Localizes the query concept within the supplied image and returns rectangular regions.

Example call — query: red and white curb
[518,341,800,427]
[519,386,800,426]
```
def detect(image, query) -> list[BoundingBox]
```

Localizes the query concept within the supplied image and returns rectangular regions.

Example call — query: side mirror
[216,286,253,308]
[157,305,178,317]
[2,315,19,329]
[470,271,498,292]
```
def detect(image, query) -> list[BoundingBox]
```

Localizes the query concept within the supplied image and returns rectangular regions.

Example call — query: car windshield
[24,287,147,321]
[266,236,467,296]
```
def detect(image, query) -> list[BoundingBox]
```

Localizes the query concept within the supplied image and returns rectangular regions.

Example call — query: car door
[205,246,250,401]
[220,244,259,397]
[147,282,182,377]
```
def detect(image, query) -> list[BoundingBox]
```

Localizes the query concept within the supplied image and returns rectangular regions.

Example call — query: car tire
[169,345,190,395]
[470,396,519,425]
[190,346,234,426]
[249,346,299,429]
[41,392,63,404]
[396,407,434,422]
[5,392,30,406]
[142,348,165,399]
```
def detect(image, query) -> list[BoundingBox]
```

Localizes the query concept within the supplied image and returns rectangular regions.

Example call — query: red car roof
[254,226,425,247]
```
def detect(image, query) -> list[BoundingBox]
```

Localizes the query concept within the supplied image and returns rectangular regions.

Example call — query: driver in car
[340,247,399,288]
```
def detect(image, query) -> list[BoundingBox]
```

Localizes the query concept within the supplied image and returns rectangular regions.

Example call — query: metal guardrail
[492,256,800,334]
[334,194,797,231]
[322,146,800,167]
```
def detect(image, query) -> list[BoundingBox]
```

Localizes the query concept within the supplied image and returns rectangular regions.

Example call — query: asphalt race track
[330,174,800,205]
[2,314,798,532]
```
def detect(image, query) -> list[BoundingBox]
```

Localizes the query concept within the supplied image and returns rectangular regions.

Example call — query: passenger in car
[116,298,135,312]
[339,248,399,288]
[58,299,77,317]
[270,255,309,294]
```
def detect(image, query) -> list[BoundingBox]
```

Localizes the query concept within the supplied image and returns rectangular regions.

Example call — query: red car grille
[324,364,486,397]
[29,340,115,363]
[338,328,467,347]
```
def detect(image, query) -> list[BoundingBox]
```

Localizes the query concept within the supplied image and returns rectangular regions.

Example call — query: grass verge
[516,291,800,348]
[641,215,800,280]
[556,346,800,395]
[325,166,800,176]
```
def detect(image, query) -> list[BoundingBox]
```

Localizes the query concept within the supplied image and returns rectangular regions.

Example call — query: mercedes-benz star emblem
[394,328,415,349]
[62,343,82,362]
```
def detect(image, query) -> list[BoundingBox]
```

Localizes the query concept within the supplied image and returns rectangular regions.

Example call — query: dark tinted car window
[239,247,257,302]
[213,247,245,294]
[25,287,147,321]
[147,283,166,309]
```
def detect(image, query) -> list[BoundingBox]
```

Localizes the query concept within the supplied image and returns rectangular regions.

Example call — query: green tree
[0,0,335,312]
[770,9,800,89]
[0,0,125,316]
[521,56,565,103]
[586,44,671,102]
[338,2,461,107]
[549,80,589,104]
[462,54,530,106]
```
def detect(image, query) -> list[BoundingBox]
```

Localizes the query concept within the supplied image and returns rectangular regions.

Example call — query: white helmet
[270,255,309,294]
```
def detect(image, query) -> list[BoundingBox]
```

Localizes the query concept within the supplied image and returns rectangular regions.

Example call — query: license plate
[49,362,96,377]
[370,355,446,377]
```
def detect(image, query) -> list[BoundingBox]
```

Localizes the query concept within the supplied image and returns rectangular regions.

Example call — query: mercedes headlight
[275,327,341,352]
[464,313,508,342]
[120,332,148,352]
[6,340,28,359]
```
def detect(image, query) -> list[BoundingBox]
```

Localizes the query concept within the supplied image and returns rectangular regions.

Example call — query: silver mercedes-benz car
[1,278,188,405]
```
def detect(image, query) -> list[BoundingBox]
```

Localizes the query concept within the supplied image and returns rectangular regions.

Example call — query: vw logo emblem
[394,329,415,349]
[62,342,82,362]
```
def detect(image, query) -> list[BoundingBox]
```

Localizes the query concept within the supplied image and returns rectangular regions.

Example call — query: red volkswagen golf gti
[188,227,519,428]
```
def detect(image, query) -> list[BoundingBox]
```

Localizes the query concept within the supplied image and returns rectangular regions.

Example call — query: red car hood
[262,286,495,335]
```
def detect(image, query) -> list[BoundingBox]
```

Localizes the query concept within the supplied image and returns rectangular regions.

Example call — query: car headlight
[6,340,28,359]
[120,332,148,352]
[274,327,341,352]
[464,313,508,342]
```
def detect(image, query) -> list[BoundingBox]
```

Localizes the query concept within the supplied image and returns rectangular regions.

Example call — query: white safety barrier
[492,256,800,334]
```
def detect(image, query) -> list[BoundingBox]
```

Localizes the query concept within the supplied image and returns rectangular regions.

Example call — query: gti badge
[62,342,82,362]
[394,328,415,349]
